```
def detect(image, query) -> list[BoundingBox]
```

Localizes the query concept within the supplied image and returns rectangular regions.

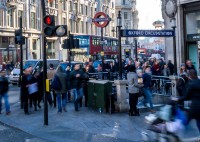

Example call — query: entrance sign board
[121,29,175,37]
[92,12,110,28]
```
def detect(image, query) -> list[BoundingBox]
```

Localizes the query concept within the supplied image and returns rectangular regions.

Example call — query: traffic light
[15,29,25,44]
[55,25,67,37]
[43,15,55,37]
[62,39,70,49]
[43,15,68,37]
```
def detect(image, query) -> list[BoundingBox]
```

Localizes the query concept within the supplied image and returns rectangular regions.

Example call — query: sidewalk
[0,92,199,142]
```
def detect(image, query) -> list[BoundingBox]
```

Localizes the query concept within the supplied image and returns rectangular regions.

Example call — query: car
[57,61,84,71]
[9,68,20,85]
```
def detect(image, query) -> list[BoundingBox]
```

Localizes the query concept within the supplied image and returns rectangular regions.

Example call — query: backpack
[51,75,62,90]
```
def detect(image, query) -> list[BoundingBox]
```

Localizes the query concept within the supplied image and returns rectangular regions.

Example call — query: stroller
[141,102,187,142]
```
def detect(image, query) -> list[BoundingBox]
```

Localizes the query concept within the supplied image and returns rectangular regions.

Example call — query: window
[7,9,13,27]
[69,1,73,11]
[55,16,58,25]
[81,21,84,33]
[86,22,88,34]
[31,12,36,29]
[91,24,93,35]
[80,4,84,14]
[124,12,128,19]
[85,6,88,15]
[76,21,79,33]
[0,10,3,27]
[18,10,23,28]
[62,17,66,25]
[62,1,66,11]
[112,2,114,8]
[55,0,58,8]
[31,0,35,4]
[123,0,126,5]
[70,19,73,31]
[32,39,37,50]
[91,7,93,17]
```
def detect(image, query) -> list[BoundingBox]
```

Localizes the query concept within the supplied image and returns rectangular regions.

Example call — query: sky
[136,0,163,29]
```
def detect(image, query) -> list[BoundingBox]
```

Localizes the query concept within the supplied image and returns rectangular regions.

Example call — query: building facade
[0,0,139,63]
[115,0,139,59]
[161,0,200,74]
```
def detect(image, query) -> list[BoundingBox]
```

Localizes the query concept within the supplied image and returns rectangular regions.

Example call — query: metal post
[41,0,48,126]
[134,38,137,61]
[173,27,177,75]
[19,16,23,109]
[118,25,122,80]
[68,31,71,66]
[101,28,104,79]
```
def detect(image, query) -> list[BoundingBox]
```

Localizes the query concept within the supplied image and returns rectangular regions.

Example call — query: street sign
[92,18,110,22]
[121,29,175,37]
[93,12,110,28]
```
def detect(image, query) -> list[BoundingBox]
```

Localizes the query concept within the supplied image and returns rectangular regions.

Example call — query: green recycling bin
[87,80,112,112]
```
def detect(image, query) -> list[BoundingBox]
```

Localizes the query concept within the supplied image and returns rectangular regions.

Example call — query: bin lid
[88,80,108,84]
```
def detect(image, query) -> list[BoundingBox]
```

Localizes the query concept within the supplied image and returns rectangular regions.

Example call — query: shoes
[63,108,67,112]
[25,112,30,115]
[6,111,11,115]
[74,102,78,111]
[149,109,156,113]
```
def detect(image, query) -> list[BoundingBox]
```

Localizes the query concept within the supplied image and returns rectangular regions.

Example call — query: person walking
[178,69,200,133]
[47,64,56,107]
[127,66,143,116]
[0,72,11,115]
[142,66,155,113]
[70,64,84,111]
[53,66,68,113]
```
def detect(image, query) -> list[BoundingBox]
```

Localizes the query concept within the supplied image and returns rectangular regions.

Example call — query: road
[0,121,49,142]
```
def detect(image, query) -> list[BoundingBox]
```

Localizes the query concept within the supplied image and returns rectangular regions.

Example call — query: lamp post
[117,11,122,80]
[111,26,115,37]
[134,38,138,61]
[171,17,177,75]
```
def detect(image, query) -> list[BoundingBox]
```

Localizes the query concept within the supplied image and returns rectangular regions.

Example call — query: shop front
[183,2,200,72]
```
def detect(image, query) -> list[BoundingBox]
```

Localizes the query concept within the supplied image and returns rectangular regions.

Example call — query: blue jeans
[72,88,83,101]
[142,88,153,109]
[0,93,10,113]
[56,93,66,112]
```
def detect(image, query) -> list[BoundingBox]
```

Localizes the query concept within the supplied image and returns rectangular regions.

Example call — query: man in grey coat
[127,65,143,116]
[53,66,68,113]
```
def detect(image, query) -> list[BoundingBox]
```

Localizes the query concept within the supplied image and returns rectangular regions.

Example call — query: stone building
[115,0,139,59]
[161,0,200,74]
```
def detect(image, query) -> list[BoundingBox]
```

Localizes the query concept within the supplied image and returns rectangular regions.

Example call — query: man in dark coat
[179,69,200,133]
[70,64,84,111]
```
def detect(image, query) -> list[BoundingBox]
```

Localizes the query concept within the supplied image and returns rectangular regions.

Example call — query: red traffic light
[44,15,54,25]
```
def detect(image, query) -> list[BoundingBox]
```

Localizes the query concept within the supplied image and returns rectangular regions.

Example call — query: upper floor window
[62,1,66,11]
[31,0,35,4]
[123,0,126,5]
[124,12,128,19]
[55,0,58,8]
[18,10,23,28]
[7,9,13,27]
[85,6,88,15]
[80,4,84,14]
[31,12,36,29]
[69,1,73,11]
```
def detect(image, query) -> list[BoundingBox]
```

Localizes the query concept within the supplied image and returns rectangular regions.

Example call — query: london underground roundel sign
[92,12,110,28]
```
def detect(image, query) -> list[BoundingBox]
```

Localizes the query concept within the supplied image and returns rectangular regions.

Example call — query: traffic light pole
[68,31,71,66]
[19,16,23,109]
[41,0,48,126]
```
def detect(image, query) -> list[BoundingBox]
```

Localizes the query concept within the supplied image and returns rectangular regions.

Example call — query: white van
[150,54,164,60]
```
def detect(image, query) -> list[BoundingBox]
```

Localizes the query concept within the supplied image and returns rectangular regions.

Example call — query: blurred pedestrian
[47,64,56,107]
[0,72,11,115]
[65,65,71,102]
[53,66,68,113]
[70,64,84,111]
[178,69,200,133]
[167,60,174,75]
[127,65,143,116]
[186,60,195,72]
[142,66,155,113]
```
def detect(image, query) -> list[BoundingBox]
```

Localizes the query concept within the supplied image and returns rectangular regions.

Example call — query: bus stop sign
[92,12,110,28]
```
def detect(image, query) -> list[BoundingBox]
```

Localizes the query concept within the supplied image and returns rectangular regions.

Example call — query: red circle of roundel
[93,12,109,28]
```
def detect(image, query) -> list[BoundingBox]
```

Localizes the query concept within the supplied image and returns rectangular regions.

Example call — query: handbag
[51,75,62,90]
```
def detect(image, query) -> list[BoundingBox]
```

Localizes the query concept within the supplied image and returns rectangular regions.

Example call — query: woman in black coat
[179,69,200,133]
